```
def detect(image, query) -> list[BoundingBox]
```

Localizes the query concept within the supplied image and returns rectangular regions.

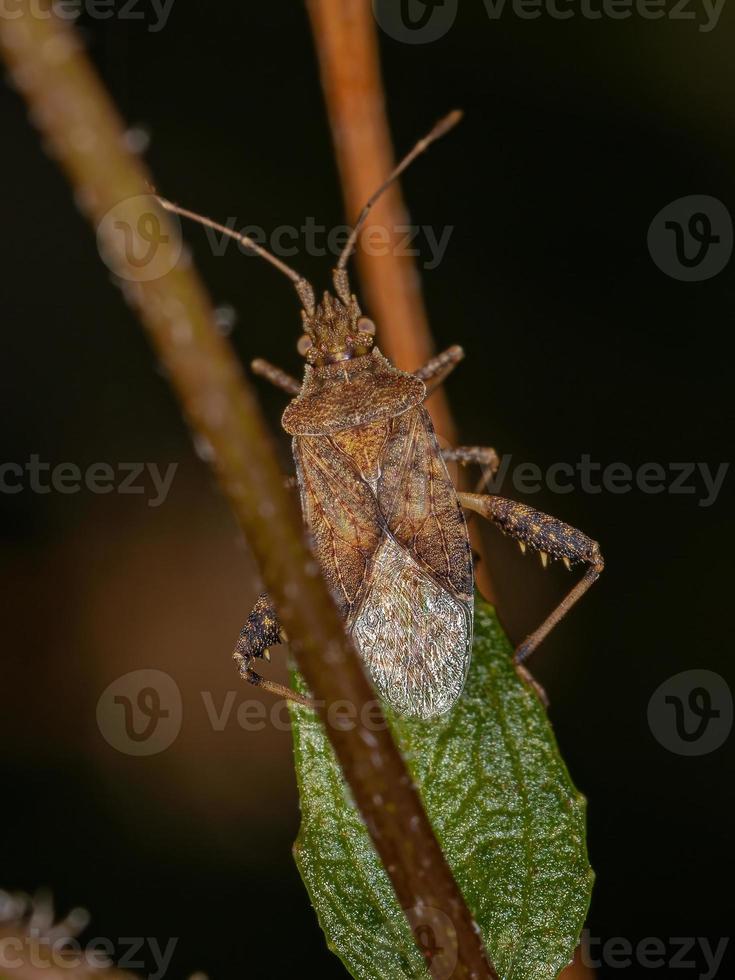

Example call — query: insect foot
[233,593,316,710]
[234,593,284,660]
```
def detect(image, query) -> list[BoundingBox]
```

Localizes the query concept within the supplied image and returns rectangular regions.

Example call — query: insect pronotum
[159,111,604,719]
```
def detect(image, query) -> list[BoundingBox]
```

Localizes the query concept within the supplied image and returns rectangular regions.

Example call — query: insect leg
[414,345,465,394]
[457,493,604,664]
[251,359,301,396]
[233,593,316,708]
[443,445,500,492]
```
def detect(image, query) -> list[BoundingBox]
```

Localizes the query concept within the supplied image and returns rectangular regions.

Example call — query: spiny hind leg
[251,359,301,396]
[458,492,604,676]
[233,593,316,708]
[414,345,464,394]
[443,445,500,493]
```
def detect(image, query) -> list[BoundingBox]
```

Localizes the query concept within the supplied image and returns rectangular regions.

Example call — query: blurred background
[1,1,733,977]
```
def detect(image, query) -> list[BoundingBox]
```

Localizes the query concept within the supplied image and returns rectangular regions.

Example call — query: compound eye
[297,334,313,357]
[357,317,376,336]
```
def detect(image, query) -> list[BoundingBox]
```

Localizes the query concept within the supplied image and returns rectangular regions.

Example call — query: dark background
[1,2,733,978]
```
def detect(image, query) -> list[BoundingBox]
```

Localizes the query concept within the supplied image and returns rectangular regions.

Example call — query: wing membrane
[378,407,473,601]
[294,435,383,618]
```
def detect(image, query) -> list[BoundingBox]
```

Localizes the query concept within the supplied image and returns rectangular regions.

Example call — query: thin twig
[305,0,453,433]
[0,5,496,978]
[305,0,497,602]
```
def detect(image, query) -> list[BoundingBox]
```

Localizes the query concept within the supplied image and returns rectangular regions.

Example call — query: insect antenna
[157,196,315,314]
[336,108,463,274]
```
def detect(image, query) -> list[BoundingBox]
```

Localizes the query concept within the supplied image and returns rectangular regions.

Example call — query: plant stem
[0,5,497,978]
[306,0,497,604]
[306,0,455,441]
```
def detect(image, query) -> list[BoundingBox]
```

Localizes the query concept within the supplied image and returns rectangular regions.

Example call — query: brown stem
[306,0,452,433]
[0,5,496,978]
[306,0,497,602]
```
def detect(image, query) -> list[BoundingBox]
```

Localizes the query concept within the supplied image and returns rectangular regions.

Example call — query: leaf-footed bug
[158,111,604,718]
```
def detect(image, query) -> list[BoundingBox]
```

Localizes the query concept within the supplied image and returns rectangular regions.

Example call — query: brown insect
[159,111,604,719]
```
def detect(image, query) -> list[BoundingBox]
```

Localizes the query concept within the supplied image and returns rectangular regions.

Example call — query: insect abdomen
[350,535,473,719]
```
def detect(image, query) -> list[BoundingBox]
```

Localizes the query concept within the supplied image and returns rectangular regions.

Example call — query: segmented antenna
[156,196,315,314]
[336,109,463,272]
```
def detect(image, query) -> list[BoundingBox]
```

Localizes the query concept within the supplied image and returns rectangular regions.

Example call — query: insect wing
[378,406,473,602]
[293,436,382,619]
[352,406,474,718]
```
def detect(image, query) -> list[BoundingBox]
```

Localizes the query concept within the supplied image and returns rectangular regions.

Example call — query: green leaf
[289,599,593,980]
